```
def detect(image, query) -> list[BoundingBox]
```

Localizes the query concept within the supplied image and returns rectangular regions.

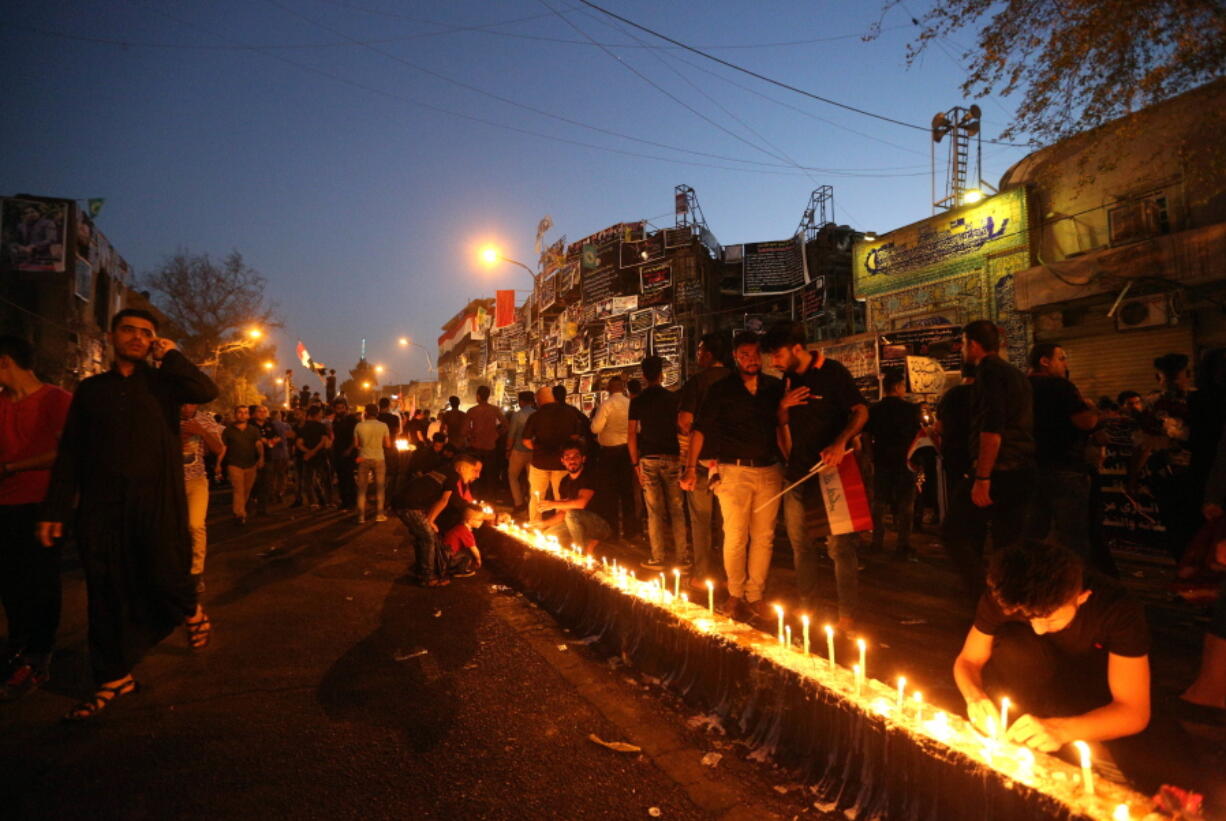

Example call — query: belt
[722,458,777,468]
[639,454,678,460]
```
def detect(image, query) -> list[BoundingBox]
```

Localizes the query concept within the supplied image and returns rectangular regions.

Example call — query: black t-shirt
[971,356,1035,472]
[222,424,262,469]
[406,445,444,477]
[378,411,401,440]
[937,383,974,476]
[679,365,730,459]
[559,466,598,502]
[297,420,329,461]
[1030,374,1089,469]
[974,573,1150,658]
[694,372,784,464]
[522,402,585,470]
[630,385,680,456]
[435,468,473,534]
[866,395,922,469]
[331,414,357,452]
[782,358,866,477]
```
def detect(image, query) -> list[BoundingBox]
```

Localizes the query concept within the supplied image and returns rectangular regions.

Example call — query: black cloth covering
[43,351,218,681]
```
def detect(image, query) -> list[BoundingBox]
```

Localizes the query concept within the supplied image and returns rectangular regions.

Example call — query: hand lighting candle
[1073,740,1094,796]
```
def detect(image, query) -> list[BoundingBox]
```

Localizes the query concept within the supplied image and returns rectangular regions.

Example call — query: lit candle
[857,638,867,679]
[1073,740,1094,796]
[673,568,681,600]
[913,691,923,722]
[801,614,810,657]
[1000,697,1011,736]
[706,579,714,614]
[853,664,863,696]
[896,676,906,711]
[774,604,785,645]
[824,624,835,670]
[1112,804,1131,821]
[680,592,689,604]
[785,625,792,649]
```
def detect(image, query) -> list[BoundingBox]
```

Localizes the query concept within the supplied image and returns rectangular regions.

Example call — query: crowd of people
[1,311,1223,774]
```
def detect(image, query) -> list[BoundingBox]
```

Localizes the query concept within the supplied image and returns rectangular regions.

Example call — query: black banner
[742,237,807,296]
[877,325,963,373]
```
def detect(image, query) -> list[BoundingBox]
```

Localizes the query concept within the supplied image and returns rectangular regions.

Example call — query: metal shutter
[1060,325,1195,403]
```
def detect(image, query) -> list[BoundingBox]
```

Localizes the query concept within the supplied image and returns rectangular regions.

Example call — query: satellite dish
[931,112,952,143]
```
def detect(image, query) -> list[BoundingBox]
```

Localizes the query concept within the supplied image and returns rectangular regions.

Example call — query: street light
[205,326,265,373]
[396,335,435,373]
[262,360,275,371]
[478,245,536,281]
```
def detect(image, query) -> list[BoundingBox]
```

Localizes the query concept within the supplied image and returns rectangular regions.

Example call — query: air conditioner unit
[1115,294,1172,330]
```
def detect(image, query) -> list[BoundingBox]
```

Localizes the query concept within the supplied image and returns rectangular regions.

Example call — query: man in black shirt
[683,332,783,622]
[943,321,1036,598]
[936,363,976,493]
[378,397,403,509]
[866,373,922,559]
[222,406,263,523]
[38,308,219,719]
[1026,343,1098,564]
[763,322,868,626]
[330,398,359,509]
[629,356,686,569]
[677,332,730,586]
[295,405,332,510]
[534,444,612,551]
[325,369,337,403]
[523,386,585,521]
[954,541,1150,754]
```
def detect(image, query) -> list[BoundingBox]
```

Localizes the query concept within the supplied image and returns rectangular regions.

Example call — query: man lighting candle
[953,541,1150,759]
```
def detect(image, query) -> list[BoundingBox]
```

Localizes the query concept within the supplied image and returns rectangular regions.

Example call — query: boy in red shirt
[0,336,73,700]
[440,504,486,579]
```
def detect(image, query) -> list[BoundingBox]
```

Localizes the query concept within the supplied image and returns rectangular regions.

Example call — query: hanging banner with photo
[742,236,809,296]
[629,307,654,334]
[639,261,672,305]
[1,197,68,272]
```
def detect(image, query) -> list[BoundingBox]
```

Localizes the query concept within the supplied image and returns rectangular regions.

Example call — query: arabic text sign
[852,187,1029,298]
[905,356,948,394]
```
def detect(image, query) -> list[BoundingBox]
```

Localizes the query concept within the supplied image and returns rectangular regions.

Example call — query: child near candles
[439,504,486,579]
[953,540,1150,759]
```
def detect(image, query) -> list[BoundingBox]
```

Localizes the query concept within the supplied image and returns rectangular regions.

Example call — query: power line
[572,0,1034,149]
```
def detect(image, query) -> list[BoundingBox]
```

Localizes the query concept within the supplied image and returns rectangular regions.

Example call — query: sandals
[185,611,212,649]
[63,678,140,721]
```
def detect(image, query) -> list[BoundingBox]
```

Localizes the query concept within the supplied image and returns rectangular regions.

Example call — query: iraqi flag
[295,340,313,369]
[495,289,515,329]
[816,456,873,535]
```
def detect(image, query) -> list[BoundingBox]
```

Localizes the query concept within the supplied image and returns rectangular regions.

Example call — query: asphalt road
[0,497,824,820]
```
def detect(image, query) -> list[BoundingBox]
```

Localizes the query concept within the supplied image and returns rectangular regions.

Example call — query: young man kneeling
[954,540,1150,760]
[531,443,612,553]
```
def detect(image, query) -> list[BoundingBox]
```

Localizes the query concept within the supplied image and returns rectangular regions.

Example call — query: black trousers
[597,444,639,539]
[334,451,358,508]
[0,504,61,659]
[942,466,1036,599]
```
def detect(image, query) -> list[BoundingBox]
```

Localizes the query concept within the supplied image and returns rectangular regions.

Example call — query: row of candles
[492,519,1143,821]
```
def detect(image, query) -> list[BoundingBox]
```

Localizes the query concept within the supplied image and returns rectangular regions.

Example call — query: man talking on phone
[38,308,218,720]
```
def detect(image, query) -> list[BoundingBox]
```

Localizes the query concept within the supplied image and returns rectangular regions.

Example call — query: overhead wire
[571,0,1035,148]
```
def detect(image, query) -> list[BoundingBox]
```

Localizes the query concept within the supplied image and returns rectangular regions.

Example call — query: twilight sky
[1,0,1035,388]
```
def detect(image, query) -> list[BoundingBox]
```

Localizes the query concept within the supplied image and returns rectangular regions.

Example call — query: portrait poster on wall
[1,197,68,272]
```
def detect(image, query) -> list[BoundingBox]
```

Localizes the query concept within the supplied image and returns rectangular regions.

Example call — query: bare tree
[144,249,280,410]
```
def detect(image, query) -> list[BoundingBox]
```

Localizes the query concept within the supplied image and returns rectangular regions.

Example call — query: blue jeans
[686,470,719,580]
[783,484,860,621]
[544,509,613,550]
[640,456,689,563]
[713,463,782,603]
[397,508,443,580]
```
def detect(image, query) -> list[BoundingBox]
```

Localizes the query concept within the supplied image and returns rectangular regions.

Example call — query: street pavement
[0,495,822,821]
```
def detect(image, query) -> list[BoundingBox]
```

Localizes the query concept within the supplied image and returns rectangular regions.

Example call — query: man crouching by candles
[530,441,611,553]
[953,540,1150,758]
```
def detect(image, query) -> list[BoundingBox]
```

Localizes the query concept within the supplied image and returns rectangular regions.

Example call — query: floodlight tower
[931,105,984,212]
[797,185,835,242]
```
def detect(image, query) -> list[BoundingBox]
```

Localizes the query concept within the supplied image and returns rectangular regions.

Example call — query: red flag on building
[495,289,516,328]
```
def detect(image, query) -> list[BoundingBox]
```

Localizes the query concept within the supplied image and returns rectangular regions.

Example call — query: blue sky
[2,0,1034,388]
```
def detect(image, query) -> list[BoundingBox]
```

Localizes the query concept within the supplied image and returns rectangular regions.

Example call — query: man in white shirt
[353,403,392,524]
[590,377,639,540]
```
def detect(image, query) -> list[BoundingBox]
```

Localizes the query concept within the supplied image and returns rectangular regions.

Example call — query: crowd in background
[1,311,1223,758]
